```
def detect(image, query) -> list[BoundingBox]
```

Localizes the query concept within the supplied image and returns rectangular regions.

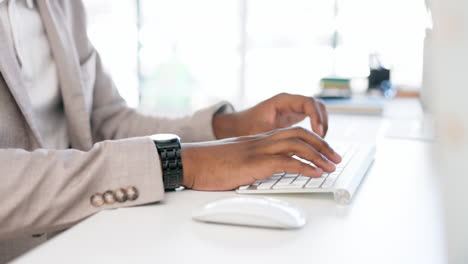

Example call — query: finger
[303,97,325,137]
[274,94,323,135]
[276,112,307,128]
[271,155,324,178]
[316,99,328,136]
[263,138,336,172]
[268,127,342,164]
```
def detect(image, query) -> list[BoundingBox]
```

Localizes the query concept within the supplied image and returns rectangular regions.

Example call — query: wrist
[212,113,240,139]
[180,144,196,189]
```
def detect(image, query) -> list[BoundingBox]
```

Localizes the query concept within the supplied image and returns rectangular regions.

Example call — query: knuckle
[276,92,289,99]
[286,137,302,146]
[291,126,307,134]
[317,139,331,152]
[273,156,288,168]
[269,139,285,148]
[322,139,331,149]
[271,127,297,139]
[297,162,309,174]
[316,98,325,107]
[245,143,258,153]
[308,98,319,108]
[311,154,324,164]
[276,138,298,151]
[267,128,284,138]
[245,153,258,162]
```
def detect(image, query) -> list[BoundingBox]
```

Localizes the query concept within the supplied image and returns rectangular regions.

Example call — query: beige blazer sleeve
[0,0,233,241]
[0,138,163,240]
[89,48,232,142]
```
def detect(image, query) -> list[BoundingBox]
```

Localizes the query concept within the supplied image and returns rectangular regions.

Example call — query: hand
[181,127,342,191]
[213,93,328,139]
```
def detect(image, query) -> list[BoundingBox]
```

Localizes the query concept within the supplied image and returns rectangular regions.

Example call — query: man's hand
[181,127,341,191]
[213,93,328,139]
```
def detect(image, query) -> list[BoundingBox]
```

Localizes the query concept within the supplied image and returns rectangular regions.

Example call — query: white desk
[12,100,446,264]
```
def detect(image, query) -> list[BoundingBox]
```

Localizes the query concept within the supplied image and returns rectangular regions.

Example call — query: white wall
[424,0,468,262]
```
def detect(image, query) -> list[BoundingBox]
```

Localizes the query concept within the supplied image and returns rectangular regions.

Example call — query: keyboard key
[243,181,262,190]
[305,178,325,189]
[296,175,312,181]
[334,167,344,173]
[337,155,353,168]
[273,177,306,189]
[239,185,250,190]
[322,173,340,189]
[247,184,260,190]
[320,172,330,178]
[272,172,286,177]
[274,178,294,186]
[283,173,299,178]
[269,175,283,180]
[257,179,279,190]
[273,183,306,189]
[290,179,309,188]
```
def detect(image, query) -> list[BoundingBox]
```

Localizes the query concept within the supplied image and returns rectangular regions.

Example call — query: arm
[0,137,163,240]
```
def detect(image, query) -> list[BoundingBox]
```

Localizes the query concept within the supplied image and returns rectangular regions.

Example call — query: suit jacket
[0,0,231,262]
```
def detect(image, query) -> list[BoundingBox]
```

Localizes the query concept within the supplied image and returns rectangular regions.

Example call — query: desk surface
[13,100,446,264]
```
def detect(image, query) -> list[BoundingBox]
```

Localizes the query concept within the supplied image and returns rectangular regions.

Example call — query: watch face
[151,134,180,143]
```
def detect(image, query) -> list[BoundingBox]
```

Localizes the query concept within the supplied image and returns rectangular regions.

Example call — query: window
[139,0,241,116]
[83,0,428,114]
[83,0,139,107]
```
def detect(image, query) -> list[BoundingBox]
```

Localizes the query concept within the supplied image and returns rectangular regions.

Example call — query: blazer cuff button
[125,186,139,201]
[103,190,116,205]
[114,188,128,203]
[90,193,104,207]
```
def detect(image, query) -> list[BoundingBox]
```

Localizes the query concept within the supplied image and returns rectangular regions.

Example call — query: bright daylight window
[83,0,428,115]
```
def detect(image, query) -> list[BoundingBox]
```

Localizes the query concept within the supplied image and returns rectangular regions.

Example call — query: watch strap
[153,139,183,190]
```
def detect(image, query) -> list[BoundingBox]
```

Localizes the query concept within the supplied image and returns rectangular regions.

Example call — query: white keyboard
[236,142,376,204]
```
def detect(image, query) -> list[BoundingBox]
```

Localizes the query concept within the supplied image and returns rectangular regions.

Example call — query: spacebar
[273,181,307,189]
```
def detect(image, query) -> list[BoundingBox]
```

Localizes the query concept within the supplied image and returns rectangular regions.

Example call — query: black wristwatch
[150,134,183,191]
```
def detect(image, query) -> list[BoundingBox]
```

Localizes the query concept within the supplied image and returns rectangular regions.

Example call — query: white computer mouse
[192,196,306,229]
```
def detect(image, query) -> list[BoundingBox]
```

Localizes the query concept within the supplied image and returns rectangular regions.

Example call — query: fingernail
[316,168,323,177]
[324,159,336,172]
[318,124,324,136]
[333,152,342,163]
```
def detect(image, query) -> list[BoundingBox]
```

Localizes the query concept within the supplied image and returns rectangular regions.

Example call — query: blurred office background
[83,0,429,116]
